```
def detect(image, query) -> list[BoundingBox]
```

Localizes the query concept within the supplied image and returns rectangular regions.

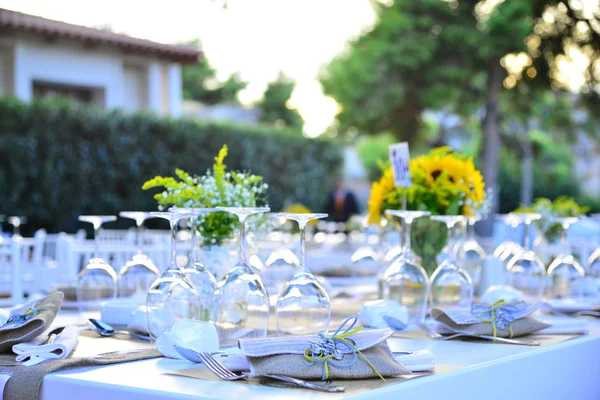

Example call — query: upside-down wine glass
[492,214,523,265]
[430,215,473,308]
[8,216,27,238]
[76,215,118,319]
[213,207,270,347]
[276,212,330,335]
[506,213,546,302]
[461,216,487,289]
[547,217,585,298]
[177,207,219,322]
[383,210,431,325]
[117,212,160,299]
[586,214,600,278]
[146,211,201,344]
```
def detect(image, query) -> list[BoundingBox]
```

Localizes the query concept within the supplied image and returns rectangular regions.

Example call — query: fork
[196,351,345,393]
[419,322,540,346]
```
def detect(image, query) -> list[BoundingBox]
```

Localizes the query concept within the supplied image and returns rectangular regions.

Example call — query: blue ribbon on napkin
[303,316,385,381]
[2,307,49,328]
[472,300,529,337]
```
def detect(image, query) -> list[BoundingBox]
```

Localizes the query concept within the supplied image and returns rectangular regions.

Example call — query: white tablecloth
[22,314,600,400]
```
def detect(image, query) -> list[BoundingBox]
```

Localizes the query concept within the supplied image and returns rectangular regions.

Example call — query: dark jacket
[324,190,359,223]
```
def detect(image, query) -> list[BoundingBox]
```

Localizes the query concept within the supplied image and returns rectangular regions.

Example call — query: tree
[258,72,304,131]
[181,40,247,105]
[320,0,600,234]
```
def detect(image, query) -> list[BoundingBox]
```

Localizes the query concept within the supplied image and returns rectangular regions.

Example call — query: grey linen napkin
[430,302,550,338]
[1,349,162,400]
[239,328,411,380]
[0,292,64,353]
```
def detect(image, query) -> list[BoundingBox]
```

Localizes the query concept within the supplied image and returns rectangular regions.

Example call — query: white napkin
[12,325,79,366]
[535,316,589,335]
[211,349,435,373]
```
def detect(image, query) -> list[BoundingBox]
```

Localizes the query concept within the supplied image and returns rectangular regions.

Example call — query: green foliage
[496,139,580,214]
[0,96,342,235]
[258,73,304,131]
[355,133,395,181]
[515,196,589,242]
[182,40,247,105]
[143,145,269,246]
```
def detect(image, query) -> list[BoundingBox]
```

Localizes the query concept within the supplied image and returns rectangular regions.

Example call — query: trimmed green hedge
[0,97,342,234]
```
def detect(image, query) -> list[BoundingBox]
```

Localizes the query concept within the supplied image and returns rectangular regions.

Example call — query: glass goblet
[586,214,600,278]
[76,215,118,320]
[213,207,270,347]
[117,212,160,299]
[383,210,431,326]
[175,207,219,322]
[430,215,473,308]
[506,213,546,302]
[493,214,523,265]
[276,213,330,335]
[146,212,201,343]
[547,217,585,298]
[461,216,486,290]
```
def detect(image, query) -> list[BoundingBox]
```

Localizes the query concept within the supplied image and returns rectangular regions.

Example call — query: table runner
[0,349,161,400]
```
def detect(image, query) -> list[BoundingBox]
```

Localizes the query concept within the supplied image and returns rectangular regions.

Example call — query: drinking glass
[7,216,27,238]
[276,212,330,335]
[383,210,431,325]
[492,214,523,264]
[547,217,585,298]
[146,212,201,343]
[117,212,160,299]
[586,214,600,278]
[176,207,219,322]
[213,207,270,347]
[76,215,118,319]
[430,215,473,308]
[506,213,546,301]
[461,216,487,289]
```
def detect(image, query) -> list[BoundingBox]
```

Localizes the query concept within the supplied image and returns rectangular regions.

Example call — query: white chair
[0,237,25,306]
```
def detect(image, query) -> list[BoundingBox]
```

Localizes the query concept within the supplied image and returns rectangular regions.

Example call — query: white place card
[389,142,412,188]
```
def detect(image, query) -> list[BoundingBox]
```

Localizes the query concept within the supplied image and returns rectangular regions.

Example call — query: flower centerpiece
[514,196,588,243]
[514,196,588,263]
[142,145,269,277]
[367,147,486,274]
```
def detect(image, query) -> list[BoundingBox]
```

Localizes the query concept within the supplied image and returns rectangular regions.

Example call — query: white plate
[544,298,600,313]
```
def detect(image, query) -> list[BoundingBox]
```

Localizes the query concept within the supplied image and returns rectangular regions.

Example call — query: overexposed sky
[0,0,377,136]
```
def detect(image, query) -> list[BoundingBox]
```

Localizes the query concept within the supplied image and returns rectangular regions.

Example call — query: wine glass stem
[170,220,178,269]
[523,221,531,250]
[562,224,570,255]
[93,223,101,258]
[136,221,144,255]
[403,219,412,255]
[299,221,308,271]
[238,217,247,263]
[400,218,406,253]
[14,224,19,236]
[468,221,475,241]
[191,216,198,262]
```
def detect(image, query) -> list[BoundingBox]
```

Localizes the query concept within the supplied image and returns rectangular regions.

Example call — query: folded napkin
[207,349,435,373]
[430,301,550,338]
[0,292,64,352]
[127,306,149,336]
[13,325,79,366]
[238,316,414,380]
[535,317,589,335]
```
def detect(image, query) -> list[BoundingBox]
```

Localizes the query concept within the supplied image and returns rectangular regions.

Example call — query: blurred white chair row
[0,229,174,306]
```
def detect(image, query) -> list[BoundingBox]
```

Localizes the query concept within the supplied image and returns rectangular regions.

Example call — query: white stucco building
[0,8,199,116]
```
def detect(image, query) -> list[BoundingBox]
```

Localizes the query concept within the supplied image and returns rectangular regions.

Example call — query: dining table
[5,297,598,400]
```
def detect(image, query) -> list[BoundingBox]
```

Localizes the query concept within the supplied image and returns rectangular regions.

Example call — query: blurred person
[324,179,359,223]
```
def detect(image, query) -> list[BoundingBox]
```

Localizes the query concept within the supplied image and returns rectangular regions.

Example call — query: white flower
[162,191,168,197]
[212,238,217,244]
[158,205,164,211]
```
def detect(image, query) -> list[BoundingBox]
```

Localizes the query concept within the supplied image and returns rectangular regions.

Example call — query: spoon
[383,315,408,331]
[87,319,150,341]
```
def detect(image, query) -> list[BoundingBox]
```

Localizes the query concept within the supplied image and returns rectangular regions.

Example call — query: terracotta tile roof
[0,8,201,64]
